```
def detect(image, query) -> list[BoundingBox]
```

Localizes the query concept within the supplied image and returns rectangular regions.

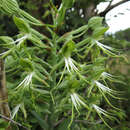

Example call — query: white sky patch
[97,0,130,34]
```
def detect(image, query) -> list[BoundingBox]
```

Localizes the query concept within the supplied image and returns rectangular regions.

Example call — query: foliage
[0,0,128,130]
[102,30,130,129]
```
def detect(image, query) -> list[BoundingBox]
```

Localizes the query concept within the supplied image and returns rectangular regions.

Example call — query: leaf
[31,111,49,130]
[19,58,33,71]
[19,9,43,26]
[6,0,19,11]
[13,16,30,33]
[28,35,48,49]
[20,103,27,119]
[1,0,19,15]
[0,36,14,48]
[62,0,75,8]
[62,40,75,57]
[92,27,109,39]
[56,4,66,26]
[11,104,21,119]
[57,119,71,130]
[30,28,49,41]
[31,87,49,95]
[0,36,14,43]
[33,62,52,81]
[0,119,9,129]
[88,17,103,30]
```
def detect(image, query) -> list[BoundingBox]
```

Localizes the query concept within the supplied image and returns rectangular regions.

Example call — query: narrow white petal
[65,58,71,73]
[71,94,78,110]
[73,93,81,107]
[93,104,111,116]
[68,57,78,72]
[95,41,113,50]
[14,35,28,44]
[95,81,112,93]
[16,73,33,89]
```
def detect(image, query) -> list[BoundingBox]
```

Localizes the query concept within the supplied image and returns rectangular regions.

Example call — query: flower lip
[71,92,86,111]
[15,72,34,90]
[64,57,78,73]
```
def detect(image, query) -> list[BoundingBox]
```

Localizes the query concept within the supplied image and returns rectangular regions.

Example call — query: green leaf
[0,36,14,48]
[19,9,43,26]
[56,4,66,26]
[88,17,103,30]
[11,104,21,119]
[31,111,49,130]
[33,62,52,81]
[0,36,14,43]
[20,58,33,71]
[13,16,30,33]
[28,35,48,49]
[62,40,75,57]
[0,119,9,129]
[20,103,27,119]
[1,0,19,15]
[30,28,49,41]
[92,27,109,39]
[62,0,75,8]
[31,87,49,95]
[57,119,71,130]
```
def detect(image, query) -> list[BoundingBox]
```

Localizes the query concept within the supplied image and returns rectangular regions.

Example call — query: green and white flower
[14,35,28,44]
[16,72,34,90]
[70,92,88,111]
[92,104,118,128]
[94,80,118,94]
[92,104,108,115]
[95,40,118,56]
[64,57,78,73]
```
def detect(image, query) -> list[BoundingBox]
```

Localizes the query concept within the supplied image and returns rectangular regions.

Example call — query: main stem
[0,59,11,130]
[48,32,58,130]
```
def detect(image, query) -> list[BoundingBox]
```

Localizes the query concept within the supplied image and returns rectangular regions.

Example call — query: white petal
[95,41,112,50]
[73,93,81,107]
[68,57,78,71]
[71,94,78,110]
[65,58,71,73]
[95,81,112,93]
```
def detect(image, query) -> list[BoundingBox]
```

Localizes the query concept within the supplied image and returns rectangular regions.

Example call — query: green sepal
[19,58,34,71]
[19,9,43,26]
[62,0,75,8]
[92,27,109,39]
[88,16,103,30]
[62,40,75,57]
[13,16,30,34]
[56,4,66,26]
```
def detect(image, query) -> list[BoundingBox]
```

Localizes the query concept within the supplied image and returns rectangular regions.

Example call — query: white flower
[101,72,115,81]
[0,35,28,56]
[95,40,117,56]
[14,35,28,44]
[94,80,120,95]
[101,72,125,85]
[101,72,112,78]
[95,40,112,50]
[70,93,86,111]
[15,72,34,90]
[64,57,78,73]
[92,104,117,128]
[95,81,113,93]
[92,104,110,116]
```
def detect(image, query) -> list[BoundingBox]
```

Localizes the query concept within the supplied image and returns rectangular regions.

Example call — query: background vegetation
[0,0,130,130]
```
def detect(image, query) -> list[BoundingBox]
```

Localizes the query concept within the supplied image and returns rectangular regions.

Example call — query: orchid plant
[0,0,125,129]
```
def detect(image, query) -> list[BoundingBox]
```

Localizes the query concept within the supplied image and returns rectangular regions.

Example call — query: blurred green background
[0,0,130,129]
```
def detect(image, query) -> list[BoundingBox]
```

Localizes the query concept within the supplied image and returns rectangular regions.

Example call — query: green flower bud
[62,0,75,8]
[62,40,75,57]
